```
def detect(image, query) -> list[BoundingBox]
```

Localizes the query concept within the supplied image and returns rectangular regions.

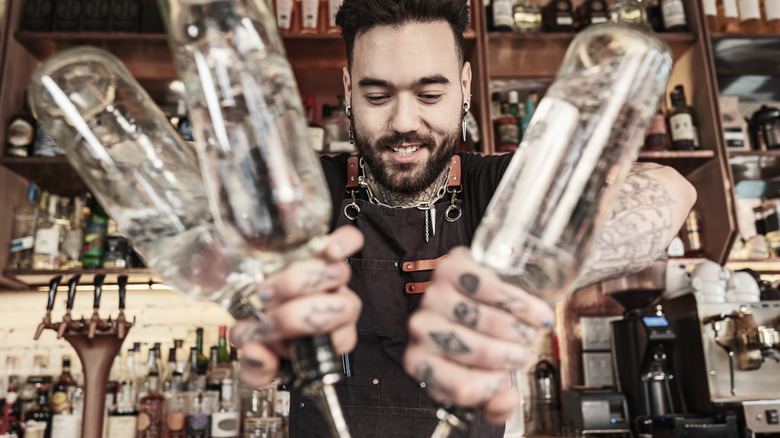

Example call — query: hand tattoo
[430,331,471,354]
[414,362,452,398]
[303,303,346,332]
[299,268,338,292]
[459,273,480,295]
[235,322,274,345]
[454,302,479,328]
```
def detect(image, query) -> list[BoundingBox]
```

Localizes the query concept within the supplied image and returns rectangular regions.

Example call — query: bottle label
[61,229,83,261]
[301,0,318,29]
[669,113,695,142]
[723,0,739,18]
[738,0,761,21]
[186,413,211,437]
[34,227,61,256]
[211,411,240,436]
[107,415,138,438]
[496,119,520,147]
[166,411,185,433]
[766,0,780,20]
[50,414,81,438]
[275,389,291,417]
[647,114,667,136]
[493,0,514,28]
[661,0,686,28]
[556,14,574,26]
[7,118,35,147]
[276,0,293,29]
[702,0,717,16]
[11,236,35,252]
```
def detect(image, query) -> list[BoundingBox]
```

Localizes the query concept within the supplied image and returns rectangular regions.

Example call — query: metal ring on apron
[345,202,360,221]
[445,204,462,222]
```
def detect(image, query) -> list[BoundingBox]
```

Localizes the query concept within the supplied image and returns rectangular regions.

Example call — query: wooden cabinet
[0,0,740,290]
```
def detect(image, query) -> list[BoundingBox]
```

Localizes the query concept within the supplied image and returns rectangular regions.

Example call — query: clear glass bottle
[470,23,672,305]
[32,194,63,269]
[660,0,688,31]
[9,181,38,270]
[60,193,85,269]
[211,378,240,437]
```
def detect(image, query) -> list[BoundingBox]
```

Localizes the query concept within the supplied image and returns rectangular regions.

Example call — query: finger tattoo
[454,302,479,328]
[415,363,452,398]
[459,273,480,295]
[430,331,471,354]
[300,269,338,292]
[303,303,347,332]
[236,323,273,345]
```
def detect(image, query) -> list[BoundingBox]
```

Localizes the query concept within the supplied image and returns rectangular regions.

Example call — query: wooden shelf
[638,149,715,175]
[726,258,780,275]
[0,156,86,197]
[2,268,160,290]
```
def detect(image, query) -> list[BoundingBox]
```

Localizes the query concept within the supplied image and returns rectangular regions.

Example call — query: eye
[419,94,442,103]
[365,95,389,104]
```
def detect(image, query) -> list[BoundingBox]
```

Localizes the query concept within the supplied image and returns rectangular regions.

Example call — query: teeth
[392,145,420,156]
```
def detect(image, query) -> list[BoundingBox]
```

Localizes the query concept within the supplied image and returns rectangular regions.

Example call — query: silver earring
[462,101,470,142]
[346,106,354,144]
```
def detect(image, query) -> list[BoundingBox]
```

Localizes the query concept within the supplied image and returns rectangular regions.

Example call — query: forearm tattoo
[576,162,676,287]
[429,331,471,354]
[302,303,347,332]
[454,302,479,328]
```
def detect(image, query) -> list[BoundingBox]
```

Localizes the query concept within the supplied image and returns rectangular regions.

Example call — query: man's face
[344,21,472,195]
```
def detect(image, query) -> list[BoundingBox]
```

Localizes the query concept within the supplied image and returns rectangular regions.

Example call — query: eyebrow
[357,74,451,89]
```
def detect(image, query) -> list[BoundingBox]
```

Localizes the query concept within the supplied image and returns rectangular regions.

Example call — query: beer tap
[58,274,81,338]
[116,275,129,340]
[34,275,63,340]
[88,274,107,339]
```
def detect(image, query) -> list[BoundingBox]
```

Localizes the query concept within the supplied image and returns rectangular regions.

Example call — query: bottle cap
[508,90,519,104]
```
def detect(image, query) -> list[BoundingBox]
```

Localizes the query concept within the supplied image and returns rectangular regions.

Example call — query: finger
[330,321,359,355]
[419,282,539,346]
[403,344,513,408]
[318,225,364,262]
[432,247,554,328]
[407,312,532,372]
[230,317,275,347]
[482,386,520,424]
[258,257,352,305]
[238,343,280,389]
[266,287,362,340]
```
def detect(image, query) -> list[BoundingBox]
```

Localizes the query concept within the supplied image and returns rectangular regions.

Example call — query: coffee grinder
[603,261,686,424]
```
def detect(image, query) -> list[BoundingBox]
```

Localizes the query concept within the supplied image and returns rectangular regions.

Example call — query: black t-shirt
[319,152,513,239]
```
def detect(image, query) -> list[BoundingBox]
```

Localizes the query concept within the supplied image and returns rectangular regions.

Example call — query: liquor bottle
[323,96,352,153]
[495,100,520,153]
[185,391,214,438]
[51,358,76,415]
[304,93,325,152]
[520,92,537,139]
[138,347,161,402]
[186,348,206,393]
[1,385,23,436]
[644,0,665,31]
[275,381,290,434]
[513,0,543,33]
[719,0,741,31]
[137,366,165,437]
[325,0,340,33]
[275,0,299,35]
[81,196,109,269]
[681,210,704,257]
[32,194,63,269]
[217,326,230,365]
[507,90,520,119]
[660,0,688,31]
[83,0,112,31]
[300,0,319,34]
[703,0,719,30]
[163,348,184,395]
[610,0,651,30]
[739,0,765,32]
[207,347,225,392]
[667,90,696,151]
[176,100,194,142]
[543,0,575,31]
[644,110,670,151]
[766,0,780,31]
[490,92,502,121]
[211,379,240,438]
[106,350,139,438]
[173,339,187,379]
[576,0,610,29]
[5,100,36,157]
[25,384,53,438]
[60,196,86,269]
[674,85,700,148]
[24,0,56,30]
[112,0,142,32]
[9,182,39,270]
[52,0,83,31]
[195,328,210,376]
[492,0,515,31]
[165,392,187,438]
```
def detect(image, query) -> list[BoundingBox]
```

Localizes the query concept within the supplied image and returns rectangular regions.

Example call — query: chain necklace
[358,158,451,243]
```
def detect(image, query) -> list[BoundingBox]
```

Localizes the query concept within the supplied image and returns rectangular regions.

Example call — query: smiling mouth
[391,145,421,156]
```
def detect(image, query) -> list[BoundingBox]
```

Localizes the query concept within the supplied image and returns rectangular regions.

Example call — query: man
[230,0,696,436]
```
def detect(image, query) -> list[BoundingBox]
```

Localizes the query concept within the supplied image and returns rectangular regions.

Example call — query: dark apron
[290,157,505,438]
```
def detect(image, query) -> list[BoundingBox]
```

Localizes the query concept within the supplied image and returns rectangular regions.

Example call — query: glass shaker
[471,23,672,305]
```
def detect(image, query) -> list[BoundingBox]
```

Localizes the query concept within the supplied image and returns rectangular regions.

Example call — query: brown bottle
[644,110,670,151]
[667,90,695,151]
[682,210,704,257]
[51,358,77,415]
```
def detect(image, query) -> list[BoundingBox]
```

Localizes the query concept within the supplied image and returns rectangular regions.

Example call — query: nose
[388,94,422,135]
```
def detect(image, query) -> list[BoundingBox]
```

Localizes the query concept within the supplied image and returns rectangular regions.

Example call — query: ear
[461,61,472,103]
[343,66,352,105]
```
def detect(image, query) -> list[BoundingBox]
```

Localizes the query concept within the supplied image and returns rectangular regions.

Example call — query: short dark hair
[335,0,470,72]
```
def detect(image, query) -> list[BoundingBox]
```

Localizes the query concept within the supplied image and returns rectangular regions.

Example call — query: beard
[354,127,460,195]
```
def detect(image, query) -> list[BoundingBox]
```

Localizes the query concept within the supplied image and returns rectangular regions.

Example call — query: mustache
[375,132,436,148]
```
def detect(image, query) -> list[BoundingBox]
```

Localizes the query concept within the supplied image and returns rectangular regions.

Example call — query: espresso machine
[604,262,740,437]
[663,294,780,438]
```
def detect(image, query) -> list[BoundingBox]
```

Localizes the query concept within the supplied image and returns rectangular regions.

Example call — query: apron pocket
[335,376,381,406]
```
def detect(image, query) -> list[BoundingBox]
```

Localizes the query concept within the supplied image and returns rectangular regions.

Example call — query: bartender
[229,0,697,436]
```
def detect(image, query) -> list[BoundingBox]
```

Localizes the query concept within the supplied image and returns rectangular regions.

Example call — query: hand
[403,247,555,424]
[230,225,364,389]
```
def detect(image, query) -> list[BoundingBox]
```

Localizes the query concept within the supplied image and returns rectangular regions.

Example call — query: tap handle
[66,274,81,310]
[46,275,63,312]
[117,275,128,310]
[93,274,106,309]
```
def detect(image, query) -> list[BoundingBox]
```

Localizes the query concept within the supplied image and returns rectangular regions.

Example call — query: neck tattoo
[360,159,451,208]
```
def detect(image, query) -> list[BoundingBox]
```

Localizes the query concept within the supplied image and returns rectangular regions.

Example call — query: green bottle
[81,197,109,269]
